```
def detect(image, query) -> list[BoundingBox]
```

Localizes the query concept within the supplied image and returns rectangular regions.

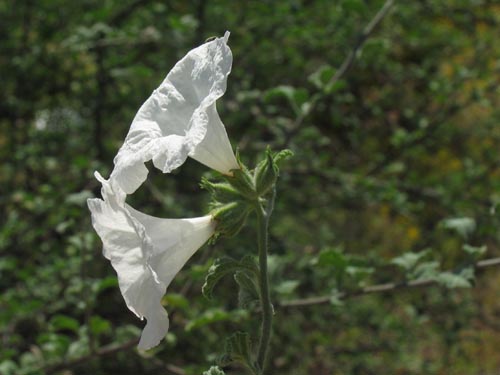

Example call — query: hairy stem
[256,202,273,373]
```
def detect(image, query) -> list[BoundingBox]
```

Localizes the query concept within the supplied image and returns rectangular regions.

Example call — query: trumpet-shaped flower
[88,173,215,349]
[111,31,238,195]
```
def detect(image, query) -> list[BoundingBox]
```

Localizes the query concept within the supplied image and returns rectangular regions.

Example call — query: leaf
[273,149,294,165]
[218,332,258,372]
[67,335,90,358]
[391,250,429,271]
[264,85,310,116]
[94,276,118,293]
[317,248,348,270]
[185,309,247,332]
[162,293,189,310]
[39,332,72,357]
[411,261,440,281]
[462,244,487,258]
[49,315,80,333]
[441,217,476,239]
[89,316,111,336]
[234,271,260,309]
[0,360,18,375]
[341,0,365,12]
[346,266,374,281]
[308,65,335,89]
[329,289,344,307]
[308,65,347,93]
[185,309,230,332]
[274,280,300,295]
[202,256,258,299]
[435,267,474,288]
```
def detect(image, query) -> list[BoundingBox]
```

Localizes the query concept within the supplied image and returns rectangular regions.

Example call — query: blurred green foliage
[1,0,500,374]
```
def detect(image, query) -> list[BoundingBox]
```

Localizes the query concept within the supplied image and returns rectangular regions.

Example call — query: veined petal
[87,175,215,349]
[111,31,238,194]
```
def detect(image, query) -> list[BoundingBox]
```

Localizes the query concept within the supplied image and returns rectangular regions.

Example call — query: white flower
[111,31,238,195]
[87,173,215,349]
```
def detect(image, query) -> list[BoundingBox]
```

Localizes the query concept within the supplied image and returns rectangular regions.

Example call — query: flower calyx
[203,148,293,238]
[210,201,253,238]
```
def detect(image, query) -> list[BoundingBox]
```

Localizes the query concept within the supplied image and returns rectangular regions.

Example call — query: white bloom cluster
[87,32,237,350]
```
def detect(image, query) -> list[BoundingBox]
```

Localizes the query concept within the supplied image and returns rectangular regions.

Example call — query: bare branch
[279,257,500,308]
[282,0,395,147]
[326,0,395,92]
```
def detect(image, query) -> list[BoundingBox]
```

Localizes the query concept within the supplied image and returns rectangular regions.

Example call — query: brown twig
[279,257,500,308]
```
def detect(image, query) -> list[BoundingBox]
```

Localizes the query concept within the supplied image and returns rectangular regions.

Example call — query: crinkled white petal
[87,175,215,349]
[111,31,238,195]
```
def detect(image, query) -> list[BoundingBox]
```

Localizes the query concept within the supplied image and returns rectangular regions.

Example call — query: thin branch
[279,257,500,308]
[327,0,395,92]
[282,0,395,147]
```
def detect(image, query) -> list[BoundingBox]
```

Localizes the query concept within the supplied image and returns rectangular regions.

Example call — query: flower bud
[254,148,279,196]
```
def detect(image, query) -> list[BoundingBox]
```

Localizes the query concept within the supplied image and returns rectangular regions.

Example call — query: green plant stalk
[256,202,273,373]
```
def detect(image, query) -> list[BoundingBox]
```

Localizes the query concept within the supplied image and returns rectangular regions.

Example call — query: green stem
[256,202,273,373]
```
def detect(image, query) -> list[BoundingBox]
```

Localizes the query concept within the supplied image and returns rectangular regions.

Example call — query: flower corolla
[88,173,215,349]
[111,31,238,195]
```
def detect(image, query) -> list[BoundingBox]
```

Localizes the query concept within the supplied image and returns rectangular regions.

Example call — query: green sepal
[218,332,258,373]
[201,178,243,204]
[225,167,257,200]
[211,201,252,238]
[202,256,259,300]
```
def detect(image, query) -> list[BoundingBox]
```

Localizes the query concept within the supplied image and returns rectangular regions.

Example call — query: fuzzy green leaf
[202,256,258,299]
[436,268,474,289]
[442,217,476,239]
[391,250,429,271]
[411,261,440,280]
[185,308,248,332]
[234,271,260,309]
[462,244,487,258]
[264,85,310,116]
[218,332,258,372]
